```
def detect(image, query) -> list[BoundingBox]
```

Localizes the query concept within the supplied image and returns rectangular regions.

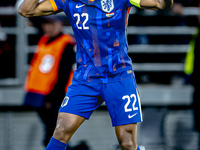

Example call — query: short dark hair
[42,16,63,24]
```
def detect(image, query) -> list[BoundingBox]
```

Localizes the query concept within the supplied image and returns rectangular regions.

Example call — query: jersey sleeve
[127,0,141,8]
[49,0,66,12]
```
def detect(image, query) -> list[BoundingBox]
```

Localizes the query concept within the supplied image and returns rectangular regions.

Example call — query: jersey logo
[61,96,69,107]
[128,113,137,119]
[76,4,85,8]
[101,0,114,13]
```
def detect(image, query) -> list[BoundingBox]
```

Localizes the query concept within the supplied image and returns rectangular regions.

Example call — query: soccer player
[18,0,173,149]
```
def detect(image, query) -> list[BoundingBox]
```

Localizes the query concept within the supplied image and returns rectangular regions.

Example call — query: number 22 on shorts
[122,94,138,114]
[122,94,139,119]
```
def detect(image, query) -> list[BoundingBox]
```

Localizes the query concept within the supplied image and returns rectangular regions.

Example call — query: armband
[129,0,141,8]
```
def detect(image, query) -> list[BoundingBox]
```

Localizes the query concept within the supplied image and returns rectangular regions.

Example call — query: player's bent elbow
[18,7,29,17]
[18,10,26,17]
[18,5,34,17]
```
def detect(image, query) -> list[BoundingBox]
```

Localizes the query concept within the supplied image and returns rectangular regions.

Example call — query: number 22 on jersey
[73,13,89,30]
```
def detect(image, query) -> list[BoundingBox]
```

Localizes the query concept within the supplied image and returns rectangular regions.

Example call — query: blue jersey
[50,0,136,83]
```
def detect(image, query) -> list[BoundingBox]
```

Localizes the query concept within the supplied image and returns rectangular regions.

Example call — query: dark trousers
[36,105,59,147]
[193,88,200,132]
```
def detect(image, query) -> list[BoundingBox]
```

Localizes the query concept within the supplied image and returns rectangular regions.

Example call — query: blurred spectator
[23,16,76,147]
[184,6,200,133]
[172,2,184,16]
[171,1,186,26]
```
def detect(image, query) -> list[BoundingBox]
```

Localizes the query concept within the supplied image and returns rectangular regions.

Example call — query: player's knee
[116,124,137,150]
[119,139,137,150]
[118,131,137,150]
[53,115,74,142]
[54,123,67,136]
[53,122,67,141]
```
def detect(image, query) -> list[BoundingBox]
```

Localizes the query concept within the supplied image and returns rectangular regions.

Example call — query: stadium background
[0,0,199,150]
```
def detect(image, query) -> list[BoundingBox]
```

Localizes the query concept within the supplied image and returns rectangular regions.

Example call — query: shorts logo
[101,0,114,13]
[128,113,137,118]
[61,96,69,107]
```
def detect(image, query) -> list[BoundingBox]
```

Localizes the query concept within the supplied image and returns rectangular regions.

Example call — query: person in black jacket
[188,28,200,133]
[23,16,76,147]
[185,9,200,133]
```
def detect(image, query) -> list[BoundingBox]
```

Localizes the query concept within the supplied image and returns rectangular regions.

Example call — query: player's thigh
[103,78,142,126]
[115,123,137,146]
[53,112,86,143]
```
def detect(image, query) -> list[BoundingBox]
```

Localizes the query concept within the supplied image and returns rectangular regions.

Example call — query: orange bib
[25,34,75,95]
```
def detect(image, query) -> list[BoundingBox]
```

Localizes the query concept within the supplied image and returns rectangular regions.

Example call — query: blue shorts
[59,78,143,126]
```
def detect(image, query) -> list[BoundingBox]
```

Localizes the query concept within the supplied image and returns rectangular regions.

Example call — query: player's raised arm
[130,0,173,10]
[18,0,56,17]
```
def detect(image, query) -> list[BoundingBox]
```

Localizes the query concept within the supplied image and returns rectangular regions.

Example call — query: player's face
[42,21,63,38]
